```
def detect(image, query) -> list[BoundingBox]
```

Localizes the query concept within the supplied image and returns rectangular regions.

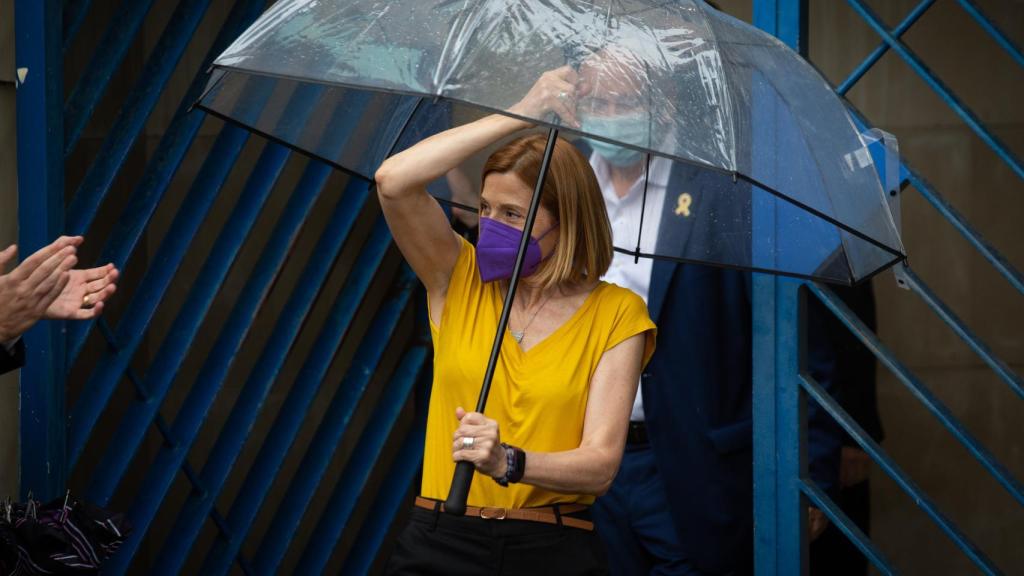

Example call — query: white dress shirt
[592,152,671,422]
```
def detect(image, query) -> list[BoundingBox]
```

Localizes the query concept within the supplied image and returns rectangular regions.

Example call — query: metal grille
[13,0,1020,574]
[753,2,1022,575]
[16,1,429,573]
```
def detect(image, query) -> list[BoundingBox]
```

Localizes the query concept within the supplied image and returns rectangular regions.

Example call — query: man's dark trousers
[593,444,702,576]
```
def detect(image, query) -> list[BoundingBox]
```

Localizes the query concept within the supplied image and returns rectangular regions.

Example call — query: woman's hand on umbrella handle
[452,407,508,479]
[508,66,580,128]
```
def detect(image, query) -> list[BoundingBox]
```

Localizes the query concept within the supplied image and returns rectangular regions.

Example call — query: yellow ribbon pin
[675,192,692,217]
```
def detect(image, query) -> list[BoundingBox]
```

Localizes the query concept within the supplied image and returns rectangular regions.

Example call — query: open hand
[508,66,581,128]
[808,506,829,542]
[45,263,119,320]
[0,237,81,342]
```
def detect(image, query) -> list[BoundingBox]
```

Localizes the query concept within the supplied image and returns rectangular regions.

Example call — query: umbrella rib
[733,172,904,258]
[199,83,900,280]
[635,153,652,264]
[612,246,901,287]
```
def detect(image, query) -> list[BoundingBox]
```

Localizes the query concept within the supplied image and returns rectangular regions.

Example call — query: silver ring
[558,91,568,100]
[461,436,475,450]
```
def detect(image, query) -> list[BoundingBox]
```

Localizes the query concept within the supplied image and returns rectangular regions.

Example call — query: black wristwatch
[495,443,526,487]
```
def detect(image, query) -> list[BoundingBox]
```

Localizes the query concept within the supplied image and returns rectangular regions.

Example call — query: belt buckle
[479,507,507,520]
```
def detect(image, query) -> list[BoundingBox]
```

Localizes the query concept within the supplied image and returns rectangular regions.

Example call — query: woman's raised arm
[374,114,530,297]
[374,67,580,298]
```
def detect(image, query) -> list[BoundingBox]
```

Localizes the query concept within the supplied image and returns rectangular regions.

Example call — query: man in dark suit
[0,237,119,375]
[573,42,842,575]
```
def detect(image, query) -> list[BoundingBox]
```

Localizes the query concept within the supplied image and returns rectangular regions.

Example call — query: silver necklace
[509,290,553,344]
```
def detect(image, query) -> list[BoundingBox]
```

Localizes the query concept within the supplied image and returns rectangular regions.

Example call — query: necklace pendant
[512,330,524,343]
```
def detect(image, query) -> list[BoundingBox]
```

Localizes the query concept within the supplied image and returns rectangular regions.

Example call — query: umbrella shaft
[473,127,559,412]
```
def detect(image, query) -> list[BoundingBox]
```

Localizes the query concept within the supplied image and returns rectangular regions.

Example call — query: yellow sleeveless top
[422,236,656,509]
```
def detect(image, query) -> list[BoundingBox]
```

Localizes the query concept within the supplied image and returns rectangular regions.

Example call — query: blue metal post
[15,0,66,502]
[752,1,809,574]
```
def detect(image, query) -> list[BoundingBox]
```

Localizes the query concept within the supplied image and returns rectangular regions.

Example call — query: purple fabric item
[0,494,131,575]
[475,217,555,283]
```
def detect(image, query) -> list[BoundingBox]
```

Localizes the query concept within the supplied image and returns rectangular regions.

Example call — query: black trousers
[385,506,609,575]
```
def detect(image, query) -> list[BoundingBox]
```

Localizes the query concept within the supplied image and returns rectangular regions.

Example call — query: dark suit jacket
[0,339,25,376]
[585,146,842,575]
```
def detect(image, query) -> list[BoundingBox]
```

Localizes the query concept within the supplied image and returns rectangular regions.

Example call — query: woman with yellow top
[376,68,656,575]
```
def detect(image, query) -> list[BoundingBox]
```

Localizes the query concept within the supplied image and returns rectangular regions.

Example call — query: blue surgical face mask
[581,112,649,167]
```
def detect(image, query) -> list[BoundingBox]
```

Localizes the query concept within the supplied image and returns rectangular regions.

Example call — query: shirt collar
[590,151,672,207]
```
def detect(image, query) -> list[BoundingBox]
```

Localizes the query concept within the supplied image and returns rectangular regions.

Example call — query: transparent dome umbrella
[195,0,906,515]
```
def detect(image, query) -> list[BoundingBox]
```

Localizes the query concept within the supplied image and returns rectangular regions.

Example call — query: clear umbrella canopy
[198,0,905,285]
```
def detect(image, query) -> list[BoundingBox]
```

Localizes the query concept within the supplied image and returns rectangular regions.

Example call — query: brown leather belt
[414,496,594,531]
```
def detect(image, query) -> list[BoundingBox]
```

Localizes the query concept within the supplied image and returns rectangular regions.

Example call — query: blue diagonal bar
[66,123,248,457]
[88,134,327,506]
[88,148,288,573]
[296,345,428,573]
[71,140,288,471]
[904,168,1024,296]
[64,0,263,237]
[69,76,307,467]
[836,0,936,96]
[799,371,1002,575]
[63,0,157,153]
[62,0,94,52]
[799,480,898,576]
[66,72,273,364]
[339,422,426,576]
[252,266,417,574]
[846,0,1024,181]
[149,177,374,576]
[954,0,1024,70]
[96,160,336,576]
[241,266,417,573]
[199,255,411,573]
[807,283,1024,509]
[898,266,1024,399]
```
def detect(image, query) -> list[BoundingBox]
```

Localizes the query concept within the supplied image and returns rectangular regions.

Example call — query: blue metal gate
[12,0,1021,574]
[753,1,1023,575]
[16,0,429,573]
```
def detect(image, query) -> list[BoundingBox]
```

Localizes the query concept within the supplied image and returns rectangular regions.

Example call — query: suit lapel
[647,259,676,322]
[647,162,707,320]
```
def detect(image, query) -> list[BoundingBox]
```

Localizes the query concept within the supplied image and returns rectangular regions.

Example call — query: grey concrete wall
[0,0,19,499]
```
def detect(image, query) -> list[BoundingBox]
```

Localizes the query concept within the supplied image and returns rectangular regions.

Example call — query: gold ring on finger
[83,294,92,307]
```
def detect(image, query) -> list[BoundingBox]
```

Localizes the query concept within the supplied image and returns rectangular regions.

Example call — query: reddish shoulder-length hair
[482,135,613,289]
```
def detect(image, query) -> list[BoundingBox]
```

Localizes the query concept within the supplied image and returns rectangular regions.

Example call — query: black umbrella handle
[444,461,476,516]
[444,127,559,516]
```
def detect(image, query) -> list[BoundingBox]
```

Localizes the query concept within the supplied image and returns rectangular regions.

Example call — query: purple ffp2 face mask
[476,217,557,283]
